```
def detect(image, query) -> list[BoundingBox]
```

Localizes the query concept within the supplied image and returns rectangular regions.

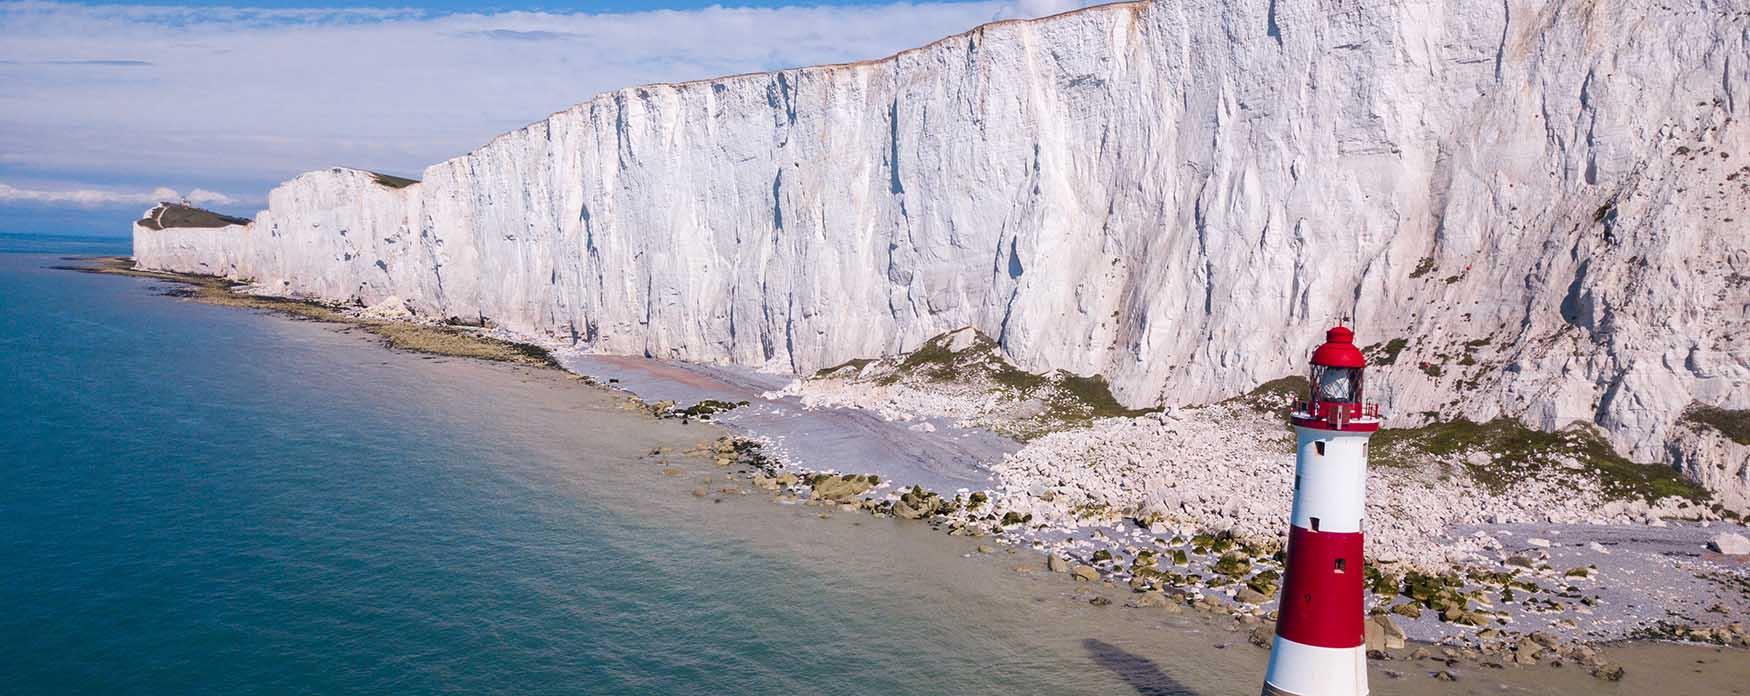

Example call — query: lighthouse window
[1294,474,1301,491]
[1310,517,1321,532]
[1316,366,1358,402]
[1314,441,1326,457]
[1334,558,1347,573]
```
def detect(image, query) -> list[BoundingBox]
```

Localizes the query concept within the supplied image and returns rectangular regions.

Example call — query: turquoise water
[0,237,1235,695]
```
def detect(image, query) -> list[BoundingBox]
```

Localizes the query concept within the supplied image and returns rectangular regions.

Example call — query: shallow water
[1,243,1744,695]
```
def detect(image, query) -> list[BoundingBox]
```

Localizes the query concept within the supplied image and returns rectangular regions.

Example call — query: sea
[1,232,1739,695]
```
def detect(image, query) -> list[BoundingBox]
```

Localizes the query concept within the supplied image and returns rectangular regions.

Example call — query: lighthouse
[1262,325,1381,696]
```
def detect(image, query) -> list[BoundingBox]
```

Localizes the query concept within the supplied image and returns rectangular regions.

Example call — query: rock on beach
[1708,532,1750,555]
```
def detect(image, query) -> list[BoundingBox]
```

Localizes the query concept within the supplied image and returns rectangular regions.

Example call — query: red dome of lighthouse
[1310,326,1366,368]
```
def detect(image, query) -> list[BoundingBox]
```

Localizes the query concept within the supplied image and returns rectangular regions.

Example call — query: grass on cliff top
[136,204,251,231]
[1372,417,1707,503]
[65,257,556,369]
[1683,403,1750,445]
[371,172,419,189]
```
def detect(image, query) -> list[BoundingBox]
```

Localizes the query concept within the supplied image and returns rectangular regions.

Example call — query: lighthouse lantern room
[1262,325,1382,696]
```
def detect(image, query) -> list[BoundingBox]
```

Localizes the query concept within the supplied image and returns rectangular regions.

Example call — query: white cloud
[0,181,239,207]
[184,188,236,206]
[0,0,1093,205]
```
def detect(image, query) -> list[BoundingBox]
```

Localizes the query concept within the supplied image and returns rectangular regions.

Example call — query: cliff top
[136,203,251,231]
[370,172,419,189]
[464,0,1149,159]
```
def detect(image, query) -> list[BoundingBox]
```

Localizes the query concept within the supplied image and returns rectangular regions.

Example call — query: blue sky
[60,0,925,9]
[0,0,1085,236]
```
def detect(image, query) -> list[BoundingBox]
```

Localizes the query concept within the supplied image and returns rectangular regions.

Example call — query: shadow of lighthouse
[1082,638,1199,696]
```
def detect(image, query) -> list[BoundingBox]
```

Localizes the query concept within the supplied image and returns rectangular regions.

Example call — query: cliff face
[134,0,1750,507]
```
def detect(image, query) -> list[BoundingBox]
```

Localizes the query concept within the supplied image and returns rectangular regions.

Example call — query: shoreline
[60,255,1750,686]
[59,256,561,370]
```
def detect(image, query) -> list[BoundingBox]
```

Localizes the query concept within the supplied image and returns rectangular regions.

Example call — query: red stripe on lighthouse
[1274,525,1365,649]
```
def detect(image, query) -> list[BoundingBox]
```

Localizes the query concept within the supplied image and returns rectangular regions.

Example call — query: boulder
[1364,619,1386,652]
[1248,625,1273,648]
[1513,642,1542,665]
[1048,555,1071,573]
[1371,614,1406,650]
[811,474,874,502]
[1212,553,1252,577]
[1234,585,1270,605]
[1708,532,1750,555]
[898,487,943,517]
[359,295,414,320]
[1071,565,1101,582]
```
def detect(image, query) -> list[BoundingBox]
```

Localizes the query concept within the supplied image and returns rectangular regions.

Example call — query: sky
[0,0,1090,236]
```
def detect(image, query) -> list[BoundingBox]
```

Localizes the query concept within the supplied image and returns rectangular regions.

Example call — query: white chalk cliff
[135,0,1750,507]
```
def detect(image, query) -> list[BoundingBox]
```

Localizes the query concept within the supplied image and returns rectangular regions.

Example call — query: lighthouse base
[1261,636,1368,696]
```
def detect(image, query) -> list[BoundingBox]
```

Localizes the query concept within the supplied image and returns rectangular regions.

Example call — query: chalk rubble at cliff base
[759,333,1746,648]
[987,406,1722,567]
[655,419,1749,663]
[776,329,1724,567]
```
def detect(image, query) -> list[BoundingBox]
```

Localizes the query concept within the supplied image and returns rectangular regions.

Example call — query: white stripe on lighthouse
[1264,634,1369,696]
[1288,428,1370,534]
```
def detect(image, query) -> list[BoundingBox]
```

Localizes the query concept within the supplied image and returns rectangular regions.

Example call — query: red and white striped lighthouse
[1262,325,1381,696]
